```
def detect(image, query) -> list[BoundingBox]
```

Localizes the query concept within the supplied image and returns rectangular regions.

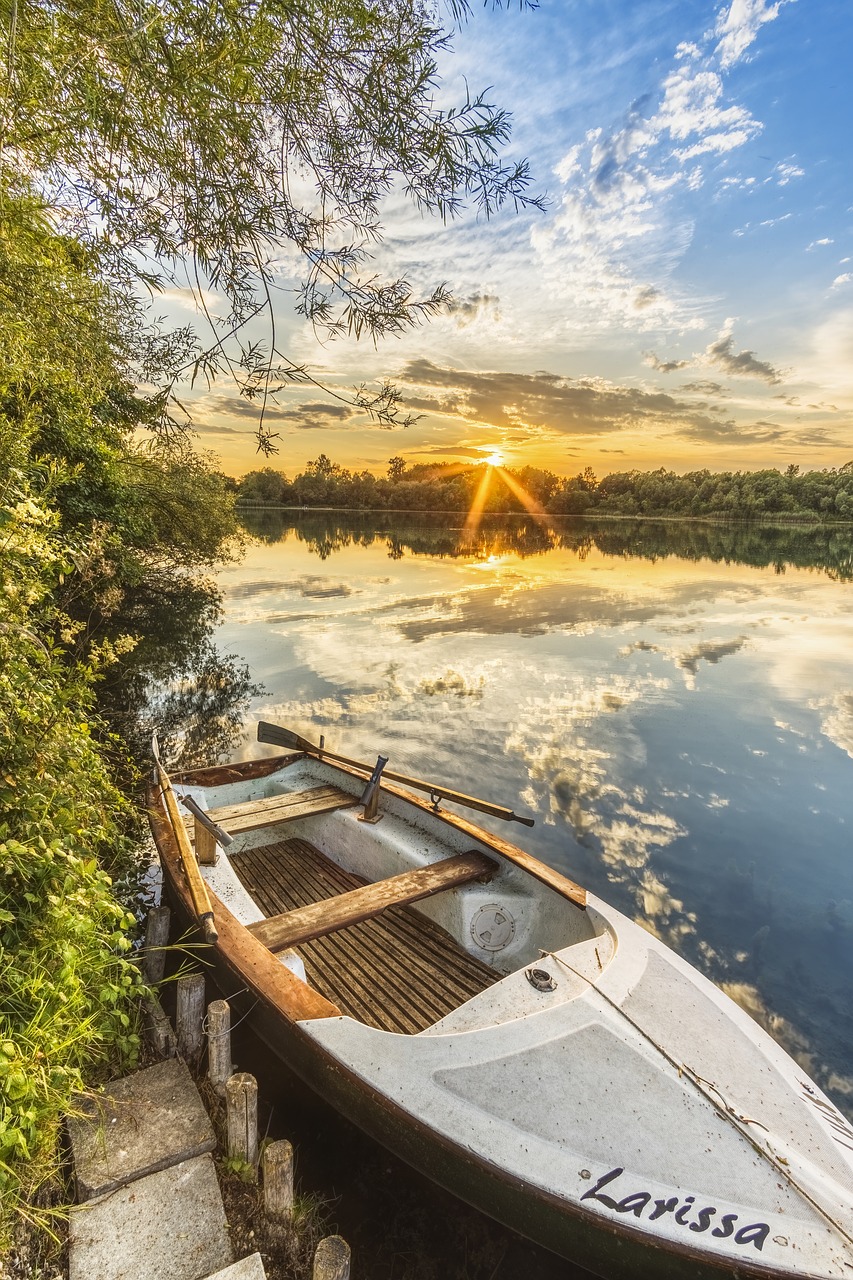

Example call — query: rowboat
[148,723,853,1279]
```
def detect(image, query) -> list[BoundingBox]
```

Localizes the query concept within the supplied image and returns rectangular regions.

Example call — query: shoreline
[233,503,853,529]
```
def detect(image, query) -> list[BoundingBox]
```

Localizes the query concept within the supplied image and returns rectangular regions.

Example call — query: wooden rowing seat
[206,784,357,834]
[247,849,497,952]
[230,838,501,1033]
[188,784,358,860]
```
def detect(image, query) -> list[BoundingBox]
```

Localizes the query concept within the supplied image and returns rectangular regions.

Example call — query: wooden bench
[190,785,358,861]
[246,849,497,954]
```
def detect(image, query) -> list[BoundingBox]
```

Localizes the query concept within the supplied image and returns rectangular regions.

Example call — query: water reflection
[217,510,853,1113]
[95,574,261,771]
[239,508,853,578]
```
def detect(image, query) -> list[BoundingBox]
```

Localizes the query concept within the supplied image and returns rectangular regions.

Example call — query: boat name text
[581,1168,770,1252]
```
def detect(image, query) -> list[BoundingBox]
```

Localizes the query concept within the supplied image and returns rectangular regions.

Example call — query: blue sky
[182,0,852,478]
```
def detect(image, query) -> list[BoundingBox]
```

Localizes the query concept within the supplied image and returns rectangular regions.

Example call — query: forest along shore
[229,456,853,521]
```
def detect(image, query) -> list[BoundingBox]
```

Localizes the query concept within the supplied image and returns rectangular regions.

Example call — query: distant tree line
[233,456,853,521]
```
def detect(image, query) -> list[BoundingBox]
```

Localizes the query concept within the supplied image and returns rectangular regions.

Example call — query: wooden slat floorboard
[230,838,499,1033]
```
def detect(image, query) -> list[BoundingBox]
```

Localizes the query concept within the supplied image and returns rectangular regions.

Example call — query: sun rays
[461,457,551,547]
[461,465,494,543]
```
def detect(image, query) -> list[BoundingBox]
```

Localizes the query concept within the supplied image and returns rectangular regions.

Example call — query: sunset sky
[170,0,852,479]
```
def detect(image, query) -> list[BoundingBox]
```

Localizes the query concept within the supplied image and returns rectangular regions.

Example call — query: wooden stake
[175,971,205,1062]
[141,995,177,1060]
[226,1072,258,1168]
[142,904,170,985]
[194,815,218,865]
[313,1236,350,1280]
[262,1139,294,1220]
[207,999,232,1095]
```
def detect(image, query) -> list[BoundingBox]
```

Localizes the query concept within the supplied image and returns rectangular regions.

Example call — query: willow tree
[2,0,540,450]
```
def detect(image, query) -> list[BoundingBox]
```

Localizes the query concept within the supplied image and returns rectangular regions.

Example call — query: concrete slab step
[68,1057,216,1200]
[204,1253,268,1279]
[69,1153,234,1280]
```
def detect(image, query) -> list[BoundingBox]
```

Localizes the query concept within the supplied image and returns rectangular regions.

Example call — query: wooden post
[194,815,218,865]
[142,995,177,1060]
[226,1072,258,1168]
[175,971,206,1062]
[263,1139,294,1219]
[142,904,170,985]
[313,1236,350,1280]
[207,999,232,1095]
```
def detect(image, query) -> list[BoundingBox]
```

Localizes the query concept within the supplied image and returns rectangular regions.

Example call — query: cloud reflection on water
[218,513,853,1111]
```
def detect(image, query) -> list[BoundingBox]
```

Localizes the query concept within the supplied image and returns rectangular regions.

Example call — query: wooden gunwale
[186,750,588,909]
[148,767,799,1280]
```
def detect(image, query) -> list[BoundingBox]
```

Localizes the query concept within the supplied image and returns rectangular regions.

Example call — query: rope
[538,947,853,1248]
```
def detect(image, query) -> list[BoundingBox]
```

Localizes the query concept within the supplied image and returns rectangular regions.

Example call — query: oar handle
[152,735,219,943]
[256,722,535,827]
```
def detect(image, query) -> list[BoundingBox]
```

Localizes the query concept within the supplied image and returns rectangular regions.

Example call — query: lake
[210,509,853,1273]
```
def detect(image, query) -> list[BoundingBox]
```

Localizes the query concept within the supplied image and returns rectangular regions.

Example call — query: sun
[483,450,505,467]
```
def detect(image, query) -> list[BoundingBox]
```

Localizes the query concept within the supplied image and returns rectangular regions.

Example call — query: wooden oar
[256,722,535,828]
[152,734,218,943]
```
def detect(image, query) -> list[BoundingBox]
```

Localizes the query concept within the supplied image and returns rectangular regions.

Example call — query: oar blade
[257,721,310,751]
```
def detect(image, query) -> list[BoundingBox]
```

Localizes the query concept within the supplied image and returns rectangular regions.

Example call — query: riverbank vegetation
[1,0,539,1255]
[0,189,244,1246]
[236,456,853,522]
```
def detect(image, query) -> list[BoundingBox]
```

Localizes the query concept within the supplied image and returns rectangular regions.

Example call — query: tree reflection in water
[239,508,853,580]
[95,574,262,771]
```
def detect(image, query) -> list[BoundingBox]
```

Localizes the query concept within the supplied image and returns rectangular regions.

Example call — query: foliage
[0,483,145,1233]
[0,185,249,1244]
[234,456,853,522]
[2,0,542,450]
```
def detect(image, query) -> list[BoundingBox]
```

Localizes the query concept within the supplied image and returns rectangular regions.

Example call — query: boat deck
[230,838,500,1033]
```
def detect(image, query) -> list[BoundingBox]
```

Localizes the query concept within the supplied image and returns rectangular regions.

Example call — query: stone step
[69,1154,234,1280]
[68,1057,216,1201]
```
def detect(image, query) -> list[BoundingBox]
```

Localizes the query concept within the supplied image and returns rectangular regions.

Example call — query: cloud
[680,380,730,397]
[416,669,485,698]
[227,576,355,600]
[192,422,248,436]
[644,351,692,373]
[806,238,834,251]
[191,393,358,431]
[733,211,793,236]
[705,322,783,383]
[831,274,853,290]
[675,636,748,678]
[531,2,789,337]
[817,690,853,760]
[286,402,358,430]
[633,286,662,310]
[400,358,739,439]
[714,0,792,70]
[772,161,804,186]
[155,284,224,313]
[445,293,501,326]
[414,444,501,459]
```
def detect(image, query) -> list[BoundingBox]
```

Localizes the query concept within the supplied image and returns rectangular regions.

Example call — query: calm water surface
[211,511,853,1273]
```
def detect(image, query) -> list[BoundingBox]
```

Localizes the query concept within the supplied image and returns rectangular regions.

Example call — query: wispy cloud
[192,393,358,431]
[644,352,692,373]
[713,0,792,69]
[704,321,783,383]
[445,293,501,327]
[532,3,790,334]
[399,357,766,444]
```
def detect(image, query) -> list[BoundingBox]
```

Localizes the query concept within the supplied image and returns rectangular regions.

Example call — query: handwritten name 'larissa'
[581,1168,771,1252]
